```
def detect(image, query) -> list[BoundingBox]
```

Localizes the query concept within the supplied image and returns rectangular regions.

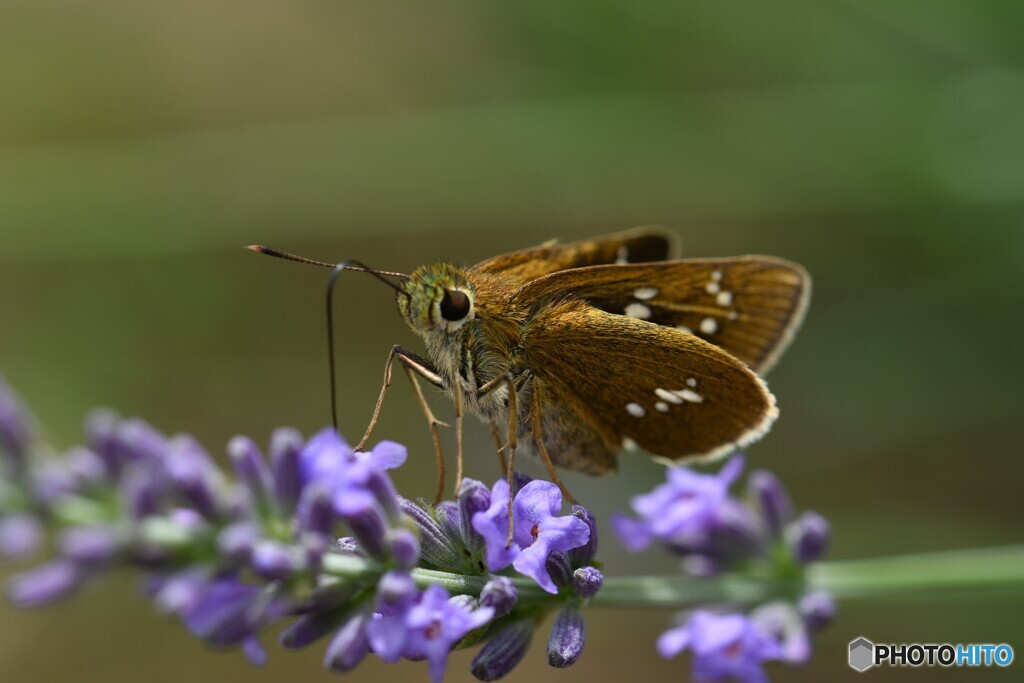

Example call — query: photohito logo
[848,637,1014,672]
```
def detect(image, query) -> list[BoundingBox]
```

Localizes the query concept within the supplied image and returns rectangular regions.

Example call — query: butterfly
[248,226,810,504]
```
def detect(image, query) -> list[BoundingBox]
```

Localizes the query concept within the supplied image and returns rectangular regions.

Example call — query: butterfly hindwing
[472,226,680,284]
[512,257,809,373]
[519,299,777,461]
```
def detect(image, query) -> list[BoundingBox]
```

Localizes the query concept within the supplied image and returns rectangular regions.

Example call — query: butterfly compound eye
[440,289,471,322]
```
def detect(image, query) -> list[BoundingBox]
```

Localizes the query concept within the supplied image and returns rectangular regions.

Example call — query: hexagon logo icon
[849,637,875,672]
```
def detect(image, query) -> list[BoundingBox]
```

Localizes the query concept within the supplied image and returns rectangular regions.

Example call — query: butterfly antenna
[245,245,409,431]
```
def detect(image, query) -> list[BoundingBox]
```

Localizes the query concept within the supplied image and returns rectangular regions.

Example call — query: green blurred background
[1,1,1022,681]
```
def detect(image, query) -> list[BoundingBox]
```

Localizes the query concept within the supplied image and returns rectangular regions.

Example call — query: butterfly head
[399,263,476,336]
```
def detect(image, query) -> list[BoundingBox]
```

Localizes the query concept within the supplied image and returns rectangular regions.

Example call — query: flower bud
[0,379,35,465]
[166,436,224,520]
[343,502,389,561]
[0,514,43,560]
[297,484,334,536]
[458,478,491,553]
[434,501,463,544]
[378,569,417,609]
[748,470,793,538]
[545,551,573,590]
[83,408,120,477]
[399,497,461,570]
[59,525,119,566]
[786,511,830,564]
[568,505,598,567]
[228,435,272,507]
[324,611,370,671]
[67,447,109,488]
[217,522,259,564]
[279,608,347,649]
[8,561,82,608]
[114,419,168,465]
[389,527,420,571]
[269,428,304,513]
[252,540,304,580]
[471,619,533,681]
[547,605,586,668]
[479,576,517,618]
[572,566,603,599]
[798,590,837,630]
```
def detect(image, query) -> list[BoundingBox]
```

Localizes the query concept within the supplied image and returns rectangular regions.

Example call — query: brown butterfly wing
[472,226,680,284]
[519,299,777,462]
[513,257,809,374]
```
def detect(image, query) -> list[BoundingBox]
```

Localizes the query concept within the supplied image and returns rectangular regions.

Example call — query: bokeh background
[2,1,1022,681]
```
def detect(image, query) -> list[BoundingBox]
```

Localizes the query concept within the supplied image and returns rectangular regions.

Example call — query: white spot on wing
[615,246,629,265]
[705,281,721,295]
[626,402,645,417]
[655,401,670,413]
[711,270,723,282]
[622,437,639,451]
[634,286,659,300]
[727,310,739,321]
[700,317,718,334]
[679,389,703,403]
[625,303,652,320]
[686,377,697,387]
[716,291,733,307]
[655,388,684,405]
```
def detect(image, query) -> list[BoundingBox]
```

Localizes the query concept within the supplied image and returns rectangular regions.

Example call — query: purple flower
[299,428,405,485]
[405,586,494,683]
[613,456,744,552]
[182,576,287,653]
[658,610,782,683]
[472,479,591,593]
[367,585,493,682]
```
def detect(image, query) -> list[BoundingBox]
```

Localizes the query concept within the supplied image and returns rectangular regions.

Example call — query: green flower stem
[590,545,1024,609]
[326,545,1024,608]
[324,545,1024,609]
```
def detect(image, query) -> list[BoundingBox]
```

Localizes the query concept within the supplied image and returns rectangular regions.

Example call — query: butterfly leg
[529,384,578,505]
[473,372,522,547]
[488,419,508,474]
[355,345,449,502]
[452,380,465,497]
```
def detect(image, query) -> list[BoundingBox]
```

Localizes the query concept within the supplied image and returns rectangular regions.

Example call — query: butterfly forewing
[513,257,809,373]
[520,300,777,461]
[473,226,680,284]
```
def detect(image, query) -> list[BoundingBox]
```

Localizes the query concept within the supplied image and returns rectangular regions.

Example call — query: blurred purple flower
[658,610,782,683]
[612,456,744,552]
